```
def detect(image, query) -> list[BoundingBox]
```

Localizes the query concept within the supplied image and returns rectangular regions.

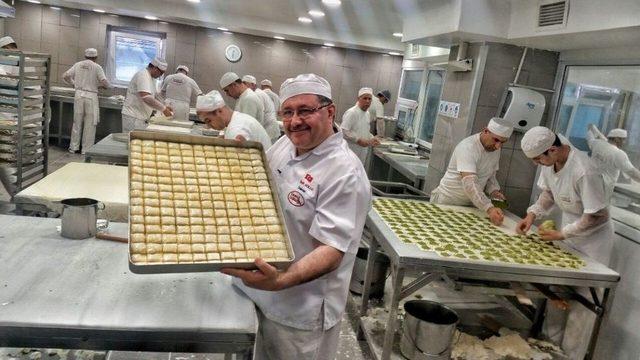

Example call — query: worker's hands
[234,135,247,143]
[370,137,381,147]
[221,258,283,291]
[516,213,536,235]
[356,138,369,147]
[486,207,504,226]
[538,229,565,242]
[162,106,174,118]
[490,190,506,201]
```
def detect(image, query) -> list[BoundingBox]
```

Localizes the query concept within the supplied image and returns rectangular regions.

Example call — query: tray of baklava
[128,130,295,273]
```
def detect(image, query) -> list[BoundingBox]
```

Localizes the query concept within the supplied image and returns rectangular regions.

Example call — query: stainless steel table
[358,199,620,360]
[373,149,428,189]
[84,134,128,165]
[0,215,257,358]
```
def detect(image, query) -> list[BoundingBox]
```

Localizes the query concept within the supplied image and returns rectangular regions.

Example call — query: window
[105,26,167,87]
[399,69,424,101]
[417,70,445,145]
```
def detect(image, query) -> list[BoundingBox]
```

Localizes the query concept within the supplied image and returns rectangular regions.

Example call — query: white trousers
[70,95,99,153]
[253,309,342,360]
[121,114,147,133]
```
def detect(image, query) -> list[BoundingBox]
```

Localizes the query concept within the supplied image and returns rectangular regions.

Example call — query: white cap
[0,36,16,48]
[358,87,373,97]
[176,65,189,73]
[84,48,98,57]
[487,117,514,138]
[150,57,168,71]
[521,126,556,158]
[220,72,240,89]
[607,128,627,138]
[242,75,256,84]
[196,90,226,112]
[260,79,272,87]
[280,73,332,104]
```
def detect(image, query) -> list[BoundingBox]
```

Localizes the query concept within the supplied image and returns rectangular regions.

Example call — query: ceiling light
[145,15,158,20]
[382,54,390,57]
[50,6,61,10]
[187,0,201,2]
[93,8,105,13]
[274,36,285,40]
[71,14,80,17]
[223,31,233,35]
[308,10,325,17]
[322,0,341,6]
[159,21,168,24]
[110,14,119,18]
[217,27,229,31]
[323,42,335,47]
[388,51,402,56]
[26,0,41,3]
[393,32,403,38]
[297,16,312,23]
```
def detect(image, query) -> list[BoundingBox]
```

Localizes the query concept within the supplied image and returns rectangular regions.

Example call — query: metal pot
[400,300,459,360]
[60,198,105,240]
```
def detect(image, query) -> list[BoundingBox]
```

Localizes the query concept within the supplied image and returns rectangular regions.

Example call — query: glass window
[417,70,445,144]
[105,26,166,87]
[399,69,424,101]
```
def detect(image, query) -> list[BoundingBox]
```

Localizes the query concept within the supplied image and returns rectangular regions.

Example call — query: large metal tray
[127,130,295,274]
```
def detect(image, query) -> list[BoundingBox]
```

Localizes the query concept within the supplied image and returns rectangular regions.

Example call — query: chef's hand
[356,138,369,147]
[162,106,174,117]
[487,207,504,226]
[516,213,536,235]
[234,135,247,143]
[221,258,283,291]
[370,137,381,147]
[490,190,506,201]
[538,229,565,241]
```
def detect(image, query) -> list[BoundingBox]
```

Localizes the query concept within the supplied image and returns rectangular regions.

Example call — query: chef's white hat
[521,126,556,158]
[220,72,240,89]
[196,90,226,112]
[150,57,168,71]
[607,128,627,139]
[242,75,257,84]
[487,117,514,138]
[176,65,189,73]
[358,87,373,97]
[260,79,272,87]
[280,73,332,104]
[0,36,16,48]
[84,48,98,57]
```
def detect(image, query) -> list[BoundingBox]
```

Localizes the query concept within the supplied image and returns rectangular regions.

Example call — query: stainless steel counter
[0,215,256,355]
[372,147,428,189]
[84,133,128,165]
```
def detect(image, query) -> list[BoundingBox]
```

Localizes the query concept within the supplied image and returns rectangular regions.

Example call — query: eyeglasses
[279,103,332,120]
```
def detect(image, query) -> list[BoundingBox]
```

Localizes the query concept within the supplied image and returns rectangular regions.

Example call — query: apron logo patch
[287,191,305,207]
[305,174,314,182]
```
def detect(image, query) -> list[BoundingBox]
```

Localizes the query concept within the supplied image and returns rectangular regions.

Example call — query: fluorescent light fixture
[322,0,341,6]
[273,35,285,40]
[308,10,325,17]
[93,8,105,13]
[26,0,41,3]
[187,0,201,2]
[382,54,390,57]
[393,32,403,38]
[297,16,312,23]
[223,31,233,35]
[159,21,169,24]
[145,15,158,20]
[388,51,402,56]
[71,14,80,17]
[217,27,229,31]
[323,42,335,47]
[50,6,61,10]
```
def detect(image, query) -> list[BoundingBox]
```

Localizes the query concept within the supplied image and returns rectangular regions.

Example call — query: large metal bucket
[400,300,459,360]
[349,246,389,299]
[60,198,105,239]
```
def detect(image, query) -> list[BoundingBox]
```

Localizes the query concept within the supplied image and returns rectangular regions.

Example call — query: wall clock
[225,44,242,63]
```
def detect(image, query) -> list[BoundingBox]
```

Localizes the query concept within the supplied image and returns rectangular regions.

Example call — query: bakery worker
[160,65,202,122]
[219,72,265,126]
[0,36,17,50]
[242,75,281,142]
[195,90,271,150]
[430,117,513,226]
[222,73,371,360]
[260,79,281,112]
[341,87,381,165]
[516,126,613,360]
[586,124,640,201]
[121,57,173,132]
[62,48,111,154]
[369,89,391,136]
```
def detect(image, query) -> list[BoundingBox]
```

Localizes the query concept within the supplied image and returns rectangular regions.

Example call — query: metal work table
[358,199,620,360]
[0,215,256,357]
[372,148,428,189]
[84,134,128,165]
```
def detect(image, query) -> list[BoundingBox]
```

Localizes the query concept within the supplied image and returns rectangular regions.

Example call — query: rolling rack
[0,49,50,196]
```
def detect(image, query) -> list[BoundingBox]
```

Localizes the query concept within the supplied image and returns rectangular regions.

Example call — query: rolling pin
[96,231,128,243]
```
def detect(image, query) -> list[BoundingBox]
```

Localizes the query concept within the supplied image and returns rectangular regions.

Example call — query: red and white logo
[304,174,314,183]
[287,191,305,207]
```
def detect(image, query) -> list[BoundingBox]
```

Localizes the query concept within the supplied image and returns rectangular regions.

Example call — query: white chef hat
[260,79,272,87]
[607,128,627,139]
[0,36,16,48]
[521,126,557,158]
[84,48,98,57]
[487,117,514,138]
[280,73,332,104]
[242,75,257,84]
[220,72,240,89]
[358,87,373,97]
[196,90,226,112]
[176,65,189,74]
[150,57,168,71]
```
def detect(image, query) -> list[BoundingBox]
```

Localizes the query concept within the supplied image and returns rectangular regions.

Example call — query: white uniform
[368,96,385,136]
[235,130,371,360]
[63,59,108,152]
[235,88,264,126]
[255,88,281,141]
[340,104,372,165]
[263,88,281,112]
[587,137,640,201]
[161,72,202,122]
[122,68,156,132]
[224,111,272,150]
[431,133,501,205]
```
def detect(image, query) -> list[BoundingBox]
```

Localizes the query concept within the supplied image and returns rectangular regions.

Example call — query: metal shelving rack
[0,49,50,196]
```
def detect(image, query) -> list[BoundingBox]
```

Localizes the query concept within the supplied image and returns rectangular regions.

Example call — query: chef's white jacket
[122,68,156,120]
[224,111,272,151]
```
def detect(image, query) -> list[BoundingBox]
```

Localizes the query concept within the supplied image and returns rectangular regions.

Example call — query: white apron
[165,98,190,122]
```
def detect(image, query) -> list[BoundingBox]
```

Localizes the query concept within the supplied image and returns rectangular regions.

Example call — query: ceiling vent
[537,0,569,30]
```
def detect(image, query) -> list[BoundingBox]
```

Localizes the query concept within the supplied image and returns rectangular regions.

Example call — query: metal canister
[400,300,459,359]
[60,198,105,239]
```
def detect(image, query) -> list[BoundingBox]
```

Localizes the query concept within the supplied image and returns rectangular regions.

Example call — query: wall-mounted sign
[438,100,460,119]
